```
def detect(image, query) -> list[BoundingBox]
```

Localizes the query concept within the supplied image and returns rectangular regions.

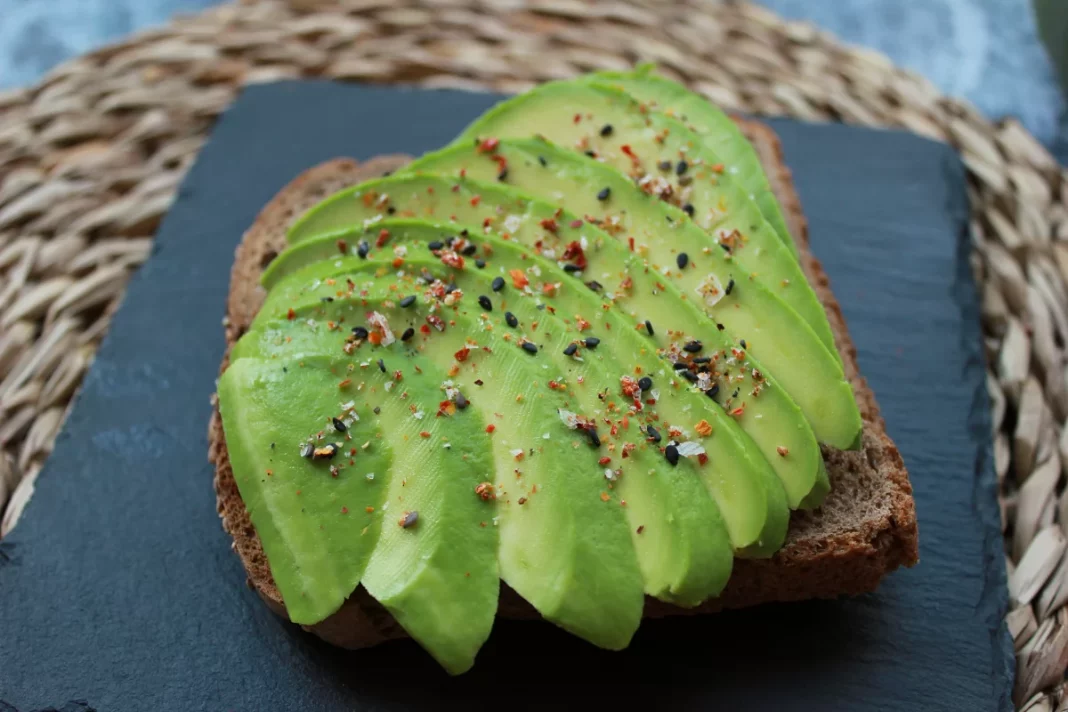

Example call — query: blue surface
[0,81,1011,711]
[0,0,1064,155]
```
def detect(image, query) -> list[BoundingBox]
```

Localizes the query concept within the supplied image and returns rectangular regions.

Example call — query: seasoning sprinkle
[521,341,538,355]
[401,327,415,342]
[665,444,680,466]
[683,340,703,353]
[677,253,689,269]
[505,312,519,328]
[478,295,493,311]
[644,319,655,337]
[563,343,578,356]
[332,417,347,432]
[597,187,611,201]
[399,295,416,308]
[491,276,505,292]
[585,336,600,349]
[400,511,419,528]
[600,124,613,137]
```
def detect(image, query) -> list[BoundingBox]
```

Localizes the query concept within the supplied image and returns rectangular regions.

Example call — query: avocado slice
[448,79,841,359]
[587,65,796,255]
[233,283,646,653]
[285,173,845,496]
[401,137,857,452]
[264,217,796,544]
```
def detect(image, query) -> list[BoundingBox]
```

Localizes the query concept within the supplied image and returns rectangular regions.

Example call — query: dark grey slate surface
[0,82,1011,711]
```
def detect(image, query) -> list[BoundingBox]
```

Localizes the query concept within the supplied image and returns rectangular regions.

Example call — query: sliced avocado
[402,136,856,455]
[218,355,391,625]
[236,284,645,650]
[447,79,842,359]
[264,218,793,554]
[587,65,796,255]
[284,173,846,502]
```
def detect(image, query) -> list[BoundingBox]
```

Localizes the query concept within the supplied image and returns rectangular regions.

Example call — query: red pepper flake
[777,446,789,457]
[561,241,588,269]
[730,405,745,417]
[695,419,713,437]
[420,324,431,335]
[454,347,471,362]
[393,370,403,382]
[336,239,348,254]
[621,442,636,459]
[419,431,432,438]
[518,497,528,505]
[485,424,496,434]
[476,137,499,153]
[620,376,641,399]
[711,163,725,173]
[265,470,273,476]
[440,251,465,270]
[509,269,529,288]
[375,229,390,247]
[426,314,445,332]
[365,506,375,513]
[636,525,645,534]
[437,400,457,417]
[341,506,349,514]
[287,308,296,320]
[542,282,558,297]
[470,195,482,207]
[575,316,591,331]
[539,218,559,233]
[598,456,611,466]
[600,492,611,502]
[338,378,352,389]
[475,482,496,500]
[569,219,583,229]
[548,380,563,390]
[628,236,635,252]
[573,113,582,124]
[392,257,404,268]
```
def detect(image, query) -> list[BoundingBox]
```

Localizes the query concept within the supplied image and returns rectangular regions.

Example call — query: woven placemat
[0,0,1064,706]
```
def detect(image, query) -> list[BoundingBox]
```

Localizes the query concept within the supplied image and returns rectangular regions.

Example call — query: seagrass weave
[0,0,1064,706]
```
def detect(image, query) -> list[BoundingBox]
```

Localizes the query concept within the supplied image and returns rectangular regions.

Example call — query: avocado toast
[210,73,918,674]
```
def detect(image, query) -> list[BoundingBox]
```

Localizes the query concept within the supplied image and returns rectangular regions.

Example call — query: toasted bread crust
[209,120,918,650]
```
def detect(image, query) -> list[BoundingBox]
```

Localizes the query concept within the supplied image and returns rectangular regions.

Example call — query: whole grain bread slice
[208,120,919,650]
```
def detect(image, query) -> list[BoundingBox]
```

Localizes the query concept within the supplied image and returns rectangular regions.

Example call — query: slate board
[0,82,1013,711]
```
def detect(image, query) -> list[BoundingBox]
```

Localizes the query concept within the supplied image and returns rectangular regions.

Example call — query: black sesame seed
[300,443,314,459]
[461,229,470,237]
[585,336,600,348]
[538,156,547,166]
[386,206,396,215]
[681,371,698,383]
[332,417,347,432]
[401,327,415,342]
[726,279,735,295]
[587,427,601,448]
[373,406,381,415]
[455,392,468,410]
[492,276,505,292]
[584,150,597,158]
[399,295,416,308]
[357,240,370,258]
[658,160,672,172]
[401,511,419,528]
[563,263,582,273]
[585,280,603,292]
[706,383,720,399]
[427,240,444,251]
[673,362,689,371]
[475,259,487,269]
[647,425,662,443]
[683,340,702,353]
[720,242,732,252]
[740,339,747,349]
[420,270,436,284]
[693,356,711,364]
[683,203,695,217]
[377,359,386,373]
[677,253,690,270]
[732,389,739,399]
[320,296,334,303]
[716,323,725,331]
[638,376,653,391]
[478,295,493,311]
[497,169,509,182]
[521,341,538,355]
[675,160,688,176]
[462,243,478,256]
[645,320,655,337]
[665,444,680,466]
[597,187,611,201]
[563,343,578,356]
[600,124,613,137]
[505,312,519,328]
[352,326,369,340]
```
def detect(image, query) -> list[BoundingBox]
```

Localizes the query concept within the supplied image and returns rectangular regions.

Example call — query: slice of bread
[208,120,919,650]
